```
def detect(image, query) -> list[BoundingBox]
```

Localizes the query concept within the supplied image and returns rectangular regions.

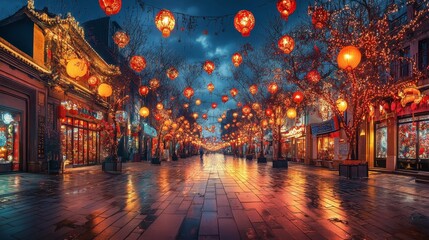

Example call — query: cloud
[196,35,209,49]
[208,47,228,58]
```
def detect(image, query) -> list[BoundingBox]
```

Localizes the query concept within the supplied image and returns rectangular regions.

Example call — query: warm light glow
[221,95,229,103]
[311,7,329,29]
[337,46,361,70]
[336,98,348,112]
[99,0,121,16]
[230,88,238,97]
[113,31,129,48]
[207,82,215,93]
[278,35,295,54]
[242,105,251,115]
[98,83,112,97]
[286,107,297,119]
[234,10,255,37]
[87,76,99,87]
[192,113,199,119]
[166,67,179,80]
[211,102,218,109]
[156,103,164,110]
[232,52,243,67]
[139,86,149,96]
[149,78,160,89]
[139,107,150,118]
[276,0,296,20]
[195,99,201,105]
[292,91,304,104]
[249,84,258,95]
[130,55,146,72]
[268,82,279,94]
[155,9,175,38]
[202,113,208,120]
[66,58,88,78]
[203,60,215,75]
[306,70,321,84]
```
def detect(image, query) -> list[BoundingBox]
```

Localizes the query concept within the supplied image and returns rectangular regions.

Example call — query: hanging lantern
[336,98,348,113]
[278,35,295,54]
[218,118,222,123]
[203,60,215,75]
[115,110,128,123]
[155,9,175,38]
[139,107,150,118]
[232,52,243,67]
[87,75,99,87]
[261,119,268,128]
[155,113,162,121]
[130,55,146,72]
[265,108,273,117]
[337,46,361,70]
[99,0,121,16]
[156,103,164,110]
[222,113,226,119]
[98,83,112,97]
[234,10,255,37]
[192,113,199,119]
[66,58,88,79]
[233,112,239,118]
[286,108,297,119]
[237,102,242,108]
[183,86,194,99]
[211,102,218,109]
[276,0,296,20]
[166,67,179,80]
[202,113,208,120]
[149,78,160,89]
[292,91,304,104]
[139,86,149,96]
[249,84,258,95]
[230,88,238,97]
[306,70,321,84]
[311,7,329,29]
[267,82,279,94]
[221,95,229,103]
[113,31,129,48]
[207,82,215,93]
[242,105,251,115]
[195,99,201,105]
[252,103,261,111]
[183,103,189,108]
[58,103,67,119]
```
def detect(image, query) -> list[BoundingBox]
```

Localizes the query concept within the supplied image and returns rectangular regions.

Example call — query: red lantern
[166,67,179,80]
[155,113,162,121]
[237,102,243,108]
[232,52,243,67]
[267,82,279,94]
[391,101,397,111]
[306,70,321,84]
[202,114,208,120]
[155,9,175,38]
[203,60,215,75]
[278,35,295,54]
[230,88,238,97]
[99,0,121,16]
[265,108,273,117]
[207,82,215,93]
[292,91,304,104]
[113,31,129,48]
[211,103,218,109]
[130,55,146,72]
[58,105,66,119]
[276,0,296,20]
[221,95,229,103]
[87,76,99,87]
[383,102,390,111]
[311,7,329,29]
[183,86,194,99]
[234,10,255,37]
[249,84,258,95]
[149,78,160,89]
[242,105,251,115]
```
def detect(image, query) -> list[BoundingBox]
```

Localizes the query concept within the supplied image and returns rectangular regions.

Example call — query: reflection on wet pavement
[0,153,429,239]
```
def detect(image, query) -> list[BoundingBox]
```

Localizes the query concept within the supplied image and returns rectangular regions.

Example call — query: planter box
[246,154,253,160]
[102,161,122,172]
[257,157,267,163]
[339,163,368,179]
[273,160,288,168]
[151,157,161,165]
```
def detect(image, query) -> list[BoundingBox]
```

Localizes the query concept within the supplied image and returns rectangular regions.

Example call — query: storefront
[142,122,157,161]
[281,126,306,162]
[310,117,341,162]
[374,121,387,168]
[0,110,21,172]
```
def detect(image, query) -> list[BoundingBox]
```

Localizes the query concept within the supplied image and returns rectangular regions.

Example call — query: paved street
[1,154,429,240]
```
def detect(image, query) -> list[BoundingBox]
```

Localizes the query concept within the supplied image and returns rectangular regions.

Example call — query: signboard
[310,117,339,136]
[282,126,305,138]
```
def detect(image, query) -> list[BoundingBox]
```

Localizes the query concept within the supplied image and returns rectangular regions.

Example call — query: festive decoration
[203,60,215,75]
[202,113,208,120]
[398,86,422,107]
[286,108,297,119]
[66,58,88,78]
[267,82,279,94]
[278,35,295,54]
[218,118,222,123]
[183,86,194,99]
[232,52,243,67]
[336,98,348,113]
[99,0,121,16]
[265,108,273,117]
[233,112,239,118]
[149,78,160,89]
[195,99,201,105]
[139,86,149,96]
[130,55,146,72]
[249,84,258,95]
[113,31,129,48]
[166,67,179,80]
[242,105,251,115]
[234,10,255,37]
[221,95,229,103]
[87,76,99,87]
[276,0,296,20]
[207,82,215,93]
[183,103,189,108]
[98,83,112,97]
[211,102,218,109]
[306,70,321,84]
[311,6,329,29]
[337,46,361,70]
[192,113,199,119]
[154,113,162,121]
[230,88,238,97]
[139,107,149,118]
[292,91,304,104]
[156,103,164,110]
[155,9,175,38]
[252,103,261,111]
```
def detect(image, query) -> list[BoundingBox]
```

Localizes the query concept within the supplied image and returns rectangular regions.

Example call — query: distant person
[199,146,204,160]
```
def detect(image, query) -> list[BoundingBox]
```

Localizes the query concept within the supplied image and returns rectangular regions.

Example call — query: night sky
[1,0,311,137]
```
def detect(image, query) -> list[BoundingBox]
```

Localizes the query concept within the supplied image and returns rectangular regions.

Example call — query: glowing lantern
[183,86,194,99]
[203,60,215,75]
[183,103,189,108]
[66,58,88,78]
[306,70,321,84]
[337,46,361,70]
[292,91,304,104]
[232,52,243,67]
[155,9,175,38]
[211,103,218,109]
[113,31,129,48]
[130,55,146,72]
[218,118,222,123]
[230,88,238,97]
[286,108,297,119]
[98,83,112,97]
[139,107,149,118]
[336,98,348,113]
[139,86,149,96]
[233,112,239,118]
[149,78,160,89]
[195,99,201,105]
[207,82,215,93]
[234,10,255,37]
[265,108,273,117]
[155,113,162,121]
[222,113,226,119]
[166,67,179,80]
[311,7,329,29]
[192,113,199,119]
[252,103,261,111]
[267,82,279,94]
[276,0,296,20]
[156,103,164,110]
[221,95,229,103]
[242,105,251,115]
[261,119,268,128]
[87,76,99,87]
[202,114,208,120]
[237,102,243,108]
[249,84,258,95]
[99,0,121,16]
[278,35,295,54]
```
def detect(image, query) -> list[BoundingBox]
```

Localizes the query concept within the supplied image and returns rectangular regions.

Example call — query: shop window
[375,122,387,168]
[418,38,429,71]
[317,135,334,160]
[399,46,410,78]
[0,111,20,172]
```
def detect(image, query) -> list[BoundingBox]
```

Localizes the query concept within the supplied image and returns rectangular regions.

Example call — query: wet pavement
[1,154,429,240]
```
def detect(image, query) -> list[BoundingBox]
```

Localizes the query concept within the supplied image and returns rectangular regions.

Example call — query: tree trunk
[277,124,282,160]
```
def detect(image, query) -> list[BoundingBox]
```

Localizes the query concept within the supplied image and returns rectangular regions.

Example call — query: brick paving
[1,154,429,239]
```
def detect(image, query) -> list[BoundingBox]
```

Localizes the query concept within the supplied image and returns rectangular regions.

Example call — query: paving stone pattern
[0,154,429,239]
